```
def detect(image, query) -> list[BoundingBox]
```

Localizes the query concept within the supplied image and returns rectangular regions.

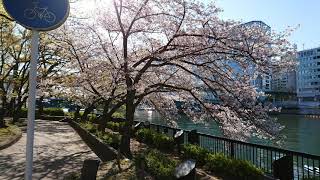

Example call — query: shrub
[80,122,97,134]
[88,114,97,122]
[181,144,264,179]
[80,121,121,149]
[182,144,209,166]
[205,153,264,180]
[112,105,126,118]
[42,108,65,116]
[205,153,232,174]
[135,149,178,180]
[96,131,121,149]
[65,112,74,118]
[135,128,174,151]
[232,159,264,179]
[136,128,155,145]
[153,133,175,151]
[106,121,126,132]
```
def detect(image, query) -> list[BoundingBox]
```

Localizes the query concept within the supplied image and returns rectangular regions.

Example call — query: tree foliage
[54,0,296,155]
[0,15,68,125]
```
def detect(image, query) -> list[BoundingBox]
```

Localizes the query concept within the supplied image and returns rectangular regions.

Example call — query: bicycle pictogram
[24,2,56,23]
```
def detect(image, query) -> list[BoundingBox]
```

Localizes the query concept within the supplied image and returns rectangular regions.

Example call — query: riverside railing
[137,121,320,180]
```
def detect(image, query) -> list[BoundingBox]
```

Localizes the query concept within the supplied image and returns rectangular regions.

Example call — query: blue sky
[214,0,320,50]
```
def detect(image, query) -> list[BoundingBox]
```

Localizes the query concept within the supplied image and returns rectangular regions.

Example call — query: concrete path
[0,120,98,180]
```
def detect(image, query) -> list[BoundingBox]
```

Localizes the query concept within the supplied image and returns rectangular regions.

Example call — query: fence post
[272,155,294,180]
[188,130,199,145]
[164,127,168,134]
[144,121,150,129]
[230,142,235,158]
[174,130,184,153]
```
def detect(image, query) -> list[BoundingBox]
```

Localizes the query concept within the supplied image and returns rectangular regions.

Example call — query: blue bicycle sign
[3,0,69,31]
[24,2,56,23]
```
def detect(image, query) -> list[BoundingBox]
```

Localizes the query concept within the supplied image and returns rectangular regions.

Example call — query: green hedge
[20,108,65,117]
[181,144,264,179]
[135,149,178,180]
[135,128,175,151]
[42,108,65,116]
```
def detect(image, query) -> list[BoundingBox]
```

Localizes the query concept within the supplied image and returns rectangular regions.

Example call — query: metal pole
[25,30,39,180]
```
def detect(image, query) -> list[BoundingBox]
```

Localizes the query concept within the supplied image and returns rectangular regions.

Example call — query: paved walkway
[0,120,97,180]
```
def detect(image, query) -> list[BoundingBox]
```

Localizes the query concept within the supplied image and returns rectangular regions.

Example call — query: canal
[134,110,320,156]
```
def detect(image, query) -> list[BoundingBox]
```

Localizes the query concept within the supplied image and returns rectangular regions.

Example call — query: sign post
[2,0,70,179]
[25,30,39,180]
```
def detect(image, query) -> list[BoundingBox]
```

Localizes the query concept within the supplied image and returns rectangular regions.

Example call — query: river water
[134,110,320,156]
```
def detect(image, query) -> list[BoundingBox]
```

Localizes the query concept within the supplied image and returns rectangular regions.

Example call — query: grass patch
[0,124,21,144]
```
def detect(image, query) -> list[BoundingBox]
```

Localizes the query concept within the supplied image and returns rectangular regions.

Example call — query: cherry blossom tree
[50,24,127,125]
[57,0,295,156]
[92,0,295,156]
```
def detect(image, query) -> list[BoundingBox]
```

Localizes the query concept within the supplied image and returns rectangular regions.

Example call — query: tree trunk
[12,104,22,123]
[120,91,135,158]
[12,96,27,123]
[0,96,7,128]
[98,101,110,131]
[8,98,15,117]
[74,106,81,121]
[81,105,94,122]
[0,109,5,128]
[38,96,44,119]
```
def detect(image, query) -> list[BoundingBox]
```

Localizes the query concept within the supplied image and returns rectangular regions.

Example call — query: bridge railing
[138,121,320,180]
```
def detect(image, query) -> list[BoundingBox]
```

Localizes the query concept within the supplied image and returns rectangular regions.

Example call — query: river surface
[134,110,320,156]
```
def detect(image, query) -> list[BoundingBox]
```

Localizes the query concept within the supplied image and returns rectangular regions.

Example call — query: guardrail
[136,121,320,180]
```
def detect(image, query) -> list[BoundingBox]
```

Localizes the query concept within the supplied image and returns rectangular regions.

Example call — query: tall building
[272,70,296,93]
[297,47,320,103]
[251,73,272,92]
[241,21,272,92]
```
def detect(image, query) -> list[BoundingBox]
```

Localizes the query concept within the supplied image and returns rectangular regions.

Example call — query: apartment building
[272,70,296,93]
[297,47,320,103]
